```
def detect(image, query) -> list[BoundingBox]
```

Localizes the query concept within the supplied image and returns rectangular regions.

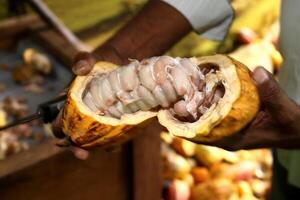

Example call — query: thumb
[252,67,299,124]
[72,51,96,75]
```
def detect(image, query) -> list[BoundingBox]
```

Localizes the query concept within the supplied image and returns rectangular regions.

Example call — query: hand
[206,67,300,151]
[71,49,126,75]
[51,52,97,140]
[51,51,125,157]
[71,51,97,75]
[52,49,125,133]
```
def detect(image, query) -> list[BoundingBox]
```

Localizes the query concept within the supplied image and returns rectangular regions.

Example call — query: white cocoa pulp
[82,56,225,122]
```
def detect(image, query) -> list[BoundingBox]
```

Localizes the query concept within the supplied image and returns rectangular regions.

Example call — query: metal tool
[0,94,66,132]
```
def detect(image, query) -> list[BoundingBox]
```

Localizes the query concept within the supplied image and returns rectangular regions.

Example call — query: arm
[54,0,234,140]
[57,1,300,150]
[94,0,192,64]
[72,0,234,74]
[72,0,192,75]
[53,0,192,137]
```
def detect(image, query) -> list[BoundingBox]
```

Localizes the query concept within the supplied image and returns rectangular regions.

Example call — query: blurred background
[0,0,282,199]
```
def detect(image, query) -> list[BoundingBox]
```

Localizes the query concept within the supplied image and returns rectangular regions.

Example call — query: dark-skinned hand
[52,51,125,158]
[204,67,300,151]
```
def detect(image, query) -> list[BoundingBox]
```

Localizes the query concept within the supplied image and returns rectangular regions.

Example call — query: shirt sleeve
[162,0,234,40]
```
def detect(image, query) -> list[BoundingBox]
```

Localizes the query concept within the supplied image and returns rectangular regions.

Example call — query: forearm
[93,0,192,65]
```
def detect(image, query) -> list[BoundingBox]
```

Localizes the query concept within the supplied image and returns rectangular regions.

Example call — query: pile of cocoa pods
[161,132,272,200]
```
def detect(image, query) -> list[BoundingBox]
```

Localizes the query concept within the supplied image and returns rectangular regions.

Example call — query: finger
[72,51,96,75]
[51,110,66,138]
[70,147,90,160]
[55,137,72,147]
[252,67,300,125]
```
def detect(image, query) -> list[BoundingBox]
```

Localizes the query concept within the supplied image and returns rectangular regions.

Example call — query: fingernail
[253,67,269,84]
[71,147,89,160]
[72,60,90,75]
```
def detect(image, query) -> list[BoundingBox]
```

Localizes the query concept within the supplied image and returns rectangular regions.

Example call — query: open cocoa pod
[62,55,259,149]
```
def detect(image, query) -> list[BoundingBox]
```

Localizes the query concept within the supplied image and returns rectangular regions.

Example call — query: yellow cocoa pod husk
[158,55,259,143]
[62,55,259,148]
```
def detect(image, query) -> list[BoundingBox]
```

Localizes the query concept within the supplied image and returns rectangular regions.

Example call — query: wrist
[92,44,127,65]
[92,0,191,64]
